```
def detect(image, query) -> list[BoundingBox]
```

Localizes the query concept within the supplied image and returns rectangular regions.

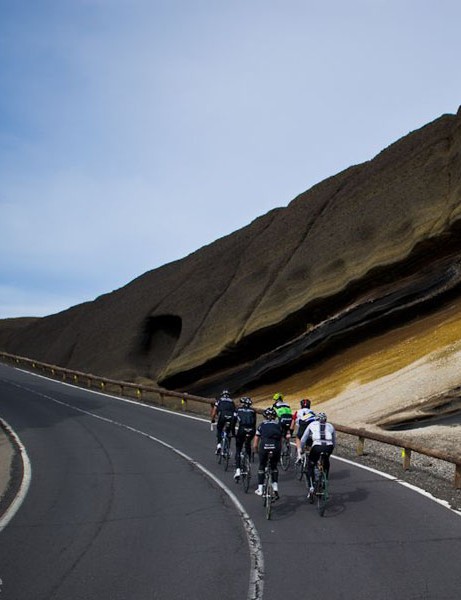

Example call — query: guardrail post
[356,436,365,456]
[402,448,412,470]
[455,465,461,489]
[120,385,124,396]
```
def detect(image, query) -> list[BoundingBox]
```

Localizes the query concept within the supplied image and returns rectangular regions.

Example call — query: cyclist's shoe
[307,486,314,500]
[254,488,263,496]
[273,491,280,501]
[234,468,241,481]
[215,443,221,455]
[295,456,302,464]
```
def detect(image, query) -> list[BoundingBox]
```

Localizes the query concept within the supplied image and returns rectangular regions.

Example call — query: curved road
[0,364,460,600]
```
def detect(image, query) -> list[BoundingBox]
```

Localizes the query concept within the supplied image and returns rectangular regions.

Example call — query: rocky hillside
[2,108,461,441]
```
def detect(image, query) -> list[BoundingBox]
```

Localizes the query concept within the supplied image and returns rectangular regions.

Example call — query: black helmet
[263,407,277,419]
[317,412,327,423]
[240,397,252,407]
[221,389,230,398]
[300,398,311,409]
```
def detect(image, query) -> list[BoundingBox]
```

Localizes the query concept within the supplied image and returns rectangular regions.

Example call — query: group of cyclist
[211,390,336,500]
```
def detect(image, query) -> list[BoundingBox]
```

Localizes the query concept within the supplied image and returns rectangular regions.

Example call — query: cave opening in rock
[138,314,182,380]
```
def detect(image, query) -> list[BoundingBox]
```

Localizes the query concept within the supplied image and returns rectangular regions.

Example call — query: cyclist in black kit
[210,390,236,455]
[253,407,283,498]
[234,397,257,481]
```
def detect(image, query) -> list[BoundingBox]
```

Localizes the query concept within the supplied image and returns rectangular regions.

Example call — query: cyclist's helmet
[317,412,327,423]
[272,392,284,402]
[221,389,231,398]
[300,398,311,409]
[240,397,253,407]
[263,407,277,419]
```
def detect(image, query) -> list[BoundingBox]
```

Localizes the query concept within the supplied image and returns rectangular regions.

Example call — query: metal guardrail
[1,350,460,489]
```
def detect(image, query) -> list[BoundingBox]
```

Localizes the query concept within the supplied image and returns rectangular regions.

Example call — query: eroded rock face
[2,110,461,398]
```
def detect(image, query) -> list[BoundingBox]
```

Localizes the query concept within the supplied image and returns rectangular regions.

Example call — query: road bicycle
[308,452,329,517]
[280,436,292,471]
[216,421,232,471]
[262,450,277,519]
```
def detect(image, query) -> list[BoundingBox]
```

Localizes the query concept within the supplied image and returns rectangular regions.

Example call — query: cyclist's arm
[300,426,312,450]
[253,431,261,452]
[210,404,218,423]
[331,426,337,447]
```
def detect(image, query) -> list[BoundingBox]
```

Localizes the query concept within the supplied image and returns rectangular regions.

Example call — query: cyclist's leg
[256,449,268,495]
[245,432,254,458]
[323,446,333,477]
[234,433,244,469]
[296,422,307,460]
[270,450,280,497]
[215,417,224,452]
[307,446,319,492]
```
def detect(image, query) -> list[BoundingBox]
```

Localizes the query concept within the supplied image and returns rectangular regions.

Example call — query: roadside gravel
[335,431,461,513]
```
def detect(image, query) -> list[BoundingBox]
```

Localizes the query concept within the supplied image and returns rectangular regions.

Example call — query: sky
[1,0,461,319]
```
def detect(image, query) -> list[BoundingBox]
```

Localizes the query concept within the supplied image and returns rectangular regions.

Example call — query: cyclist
[211,389,236,455]
[253,407,283,498]
[300,412,336,499]
[291,398,316,462]
[272,392,294,438]
[234,397,257,481]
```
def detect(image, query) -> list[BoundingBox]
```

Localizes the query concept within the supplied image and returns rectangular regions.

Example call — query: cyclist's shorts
[280,419,292,434]
[262,443,276,451]
[296,421,308,439]
[240,427,255,436]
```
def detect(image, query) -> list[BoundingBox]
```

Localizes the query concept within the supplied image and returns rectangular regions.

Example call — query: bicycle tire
[295,455,305,481]
[242,452,251,493]
[265,477,272,520]
[280,439,291,471]
[222,436,230,471]
[317,471,328,516]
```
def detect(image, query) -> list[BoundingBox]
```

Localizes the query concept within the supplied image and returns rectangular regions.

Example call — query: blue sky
[1,0,461,318]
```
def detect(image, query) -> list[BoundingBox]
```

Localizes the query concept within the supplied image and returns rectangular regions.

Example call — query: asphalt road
[0,364,460,600]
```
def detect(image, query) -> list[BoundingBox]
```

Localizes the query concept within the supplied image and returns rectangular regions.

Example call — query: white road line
[332,455,461,516]
[3,375,265,600]
[0,419,32,533]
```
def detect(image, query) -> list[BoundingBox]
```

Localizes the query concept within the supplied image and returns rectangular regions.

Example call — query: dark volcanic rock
[2,110,461,397]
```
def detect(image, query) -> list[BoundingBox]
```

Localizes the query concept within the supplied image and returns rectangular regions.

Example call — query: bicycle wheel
[295,455,304,481]
[242,452,251,493]
[222,436,230,471]
[317,471,328,516]
[265,476,273,520]
[280,439,291,471]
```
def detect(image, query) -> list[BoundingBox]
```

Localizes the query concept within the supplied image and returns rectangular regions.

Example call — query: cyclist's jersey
[215,397,236,418]
[256,420,283,450]
[301,421,336,448]
[293,408,316,426]
[236,407,256,430]
[273,401,293,430]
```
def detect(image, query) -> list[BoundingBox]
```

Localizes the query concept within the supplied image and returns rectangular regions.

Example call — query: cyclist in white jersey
[300,412,336,498]
[291,398,316,462]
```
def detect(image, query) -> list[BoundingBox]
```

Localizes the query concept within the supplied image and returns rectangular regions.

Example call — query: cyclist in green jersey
[272,393,293,437]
